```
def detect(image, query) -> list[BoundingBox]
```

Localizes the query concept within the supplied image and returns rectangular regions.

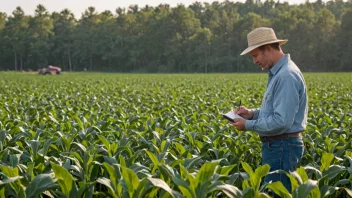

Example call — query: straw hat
[240,27,288,55]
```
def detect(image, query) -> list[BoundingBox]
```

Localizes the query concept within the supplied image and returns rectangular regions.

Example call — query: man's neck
[272,51,285,65]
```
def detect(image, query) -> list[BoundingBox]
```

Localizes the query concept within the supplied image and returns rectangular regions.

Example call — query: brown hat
[240,27,287,55]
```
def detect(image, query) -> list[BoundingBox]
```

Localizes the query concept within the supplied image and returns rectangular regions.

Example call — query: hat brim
[240,39,288,56]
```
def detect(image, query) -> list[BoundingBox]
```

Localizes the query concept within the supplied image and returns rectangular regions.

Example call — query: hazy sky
[1,0,320,17]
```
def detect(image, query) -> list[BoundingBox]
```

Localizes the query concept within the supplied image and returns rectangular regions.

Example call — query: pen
[233,100,241,111]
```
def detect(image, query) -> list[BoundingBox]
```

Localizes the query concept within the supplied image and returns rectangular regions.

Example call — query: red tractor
[39,65,62,75]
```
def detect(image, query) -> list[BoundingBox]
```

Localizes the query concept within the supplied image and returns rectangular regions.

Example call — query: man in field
[232,27,308,194]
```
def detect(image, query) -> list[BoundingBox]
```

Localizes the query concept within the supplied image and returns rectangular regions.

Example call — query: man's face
[249,47,274,70]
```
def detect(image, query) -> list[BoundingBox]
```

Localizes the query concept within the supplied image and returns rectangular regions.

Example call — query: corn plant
[0,73,351,197]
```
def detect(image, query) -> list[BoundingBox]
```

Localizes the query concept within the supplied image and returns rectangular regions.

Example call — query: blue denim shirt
[245,54,308,136]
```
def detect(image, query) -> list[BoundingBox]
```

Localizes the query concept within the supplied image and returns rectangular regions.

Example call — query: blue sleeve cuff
[245,120,255,131]
[251,108,260,120]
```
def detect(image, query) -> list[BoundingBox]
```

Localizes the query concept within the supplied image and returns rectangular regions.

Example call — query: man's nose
[253,58,257,64]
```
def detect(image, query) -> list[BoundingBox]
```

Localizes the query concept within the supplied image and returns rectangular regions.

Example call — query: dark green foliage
[0,1,352,72]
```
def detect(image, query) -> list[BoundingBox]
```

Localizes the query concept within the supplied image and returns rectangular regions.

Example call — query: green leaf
[304,165,322,179]
[320,152,334,172]
[0,130,7,143]
[220,164,237,176]
[72,142,87,153]
[77,181,95,198]
[28,140,41,160]
[254,164,270,179]
[252,164,270,191]
[75,117,84,130]
[183,156,202,170]
[266,181,292,198]
[98,135,110,150]
[292,179,319,198]
[174,142,186,156]
[0,130,7,151]
[9,154,19,167]
[333,179,351,187]
[160,139,170,153]
[242,187,255,198]
[25,173,57,198]
[195,161,218,186]
[102,162,121,194]
[286,171,301,193]
[146,150,160,174]
[172,176,195,198]
[159,164,175,182]
[0,165,19,177]
[42,138,55,156]
[51,163,78,198]
[216,184,243,198]
[97,177,114,190]
[242,180,251,190]
[134,179,149,198]
[179,164,195,185]
[96,177,119,198]
[0,175,23,185]
[296,167,308,183]
[308,184,320,198]
[49,115,59,124]
[241,162,254,178]
[322,165,347,180]
[119,155,126,167]
[147,177,182,198]
[121,166,140,197]
[319,185,336,197]
[0,166,25,197]
[26,162,35,182]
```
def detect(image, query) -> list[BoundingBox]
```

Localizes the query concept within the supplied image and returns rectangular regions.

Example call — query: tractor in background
[38,65,62,75]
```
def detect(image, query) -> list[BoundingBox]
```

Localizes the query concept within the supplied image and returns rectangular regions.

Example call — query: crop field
[0,72,351,198]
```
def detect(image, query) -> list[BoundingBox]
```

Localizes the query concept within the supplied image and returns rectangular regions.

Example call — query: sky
[1,0,322,17]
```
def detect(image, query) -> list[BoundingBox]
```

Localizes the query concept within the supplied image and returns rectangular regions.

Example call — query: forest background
[0,0,351,73]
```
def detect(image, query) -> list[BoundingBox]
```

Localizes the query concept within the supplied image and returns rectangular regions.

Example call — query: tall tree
[189,2,205,22]
[313,8,338,71]
[51,9,76,71]
[0,13,7,70]
[187,28,212,72]
[283,6,316,71]
[336,8,352,71]
[163,5,201,72]
[74,7,101,71]
[95,10,116,71]
[140,4,171,72]
[4,7,29,70]
[0,12,6,30]
[29,4,54,69]
[115,7,138,71]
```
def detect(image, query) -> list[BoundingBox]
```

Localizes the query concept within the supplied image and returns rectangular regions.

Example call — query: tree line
[0,0,351,73]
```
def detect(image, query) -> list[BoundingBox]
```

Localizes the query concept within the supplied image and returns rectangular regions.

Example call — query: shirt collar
[269,54,290,76]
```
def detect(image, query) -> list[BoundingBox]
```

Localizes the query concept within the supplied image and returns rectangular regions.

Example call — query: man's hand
[235,106,254,120]
[232,118,246,131]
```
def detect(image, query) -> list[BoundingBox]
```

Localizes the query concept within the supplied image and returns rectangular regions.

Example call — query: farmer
[232,27,308,194]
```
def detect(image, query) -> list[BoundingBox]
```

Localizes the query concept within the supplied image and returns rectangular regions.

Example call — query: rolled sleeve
[251,108,260,120]
[245,119,256,131]
[244,108,260,131]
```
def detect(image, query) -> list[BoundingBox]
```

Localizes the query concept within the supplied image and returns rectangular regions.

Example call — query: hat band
[248,39,281,48]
